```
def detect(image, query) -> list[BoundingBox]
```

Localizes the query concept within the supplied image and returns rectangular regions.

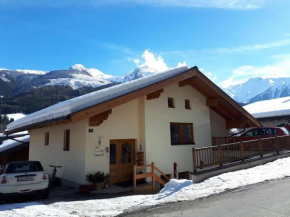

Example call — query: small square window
[185,99,191,110]
[63,129,70,151]
[168,97,175,108]
[44,132,49,146]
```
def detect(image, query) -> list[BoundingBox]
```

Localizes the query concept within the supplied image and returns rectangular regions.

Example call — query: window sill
[171,143,196,146]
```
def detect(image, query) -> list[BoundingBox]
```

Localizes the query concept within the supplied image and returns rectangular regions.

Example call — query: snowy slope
[1,157,290,216]
[224,77,290,103]
[124,66,159,82]
[15,69,46,75]
[243,96,290,118]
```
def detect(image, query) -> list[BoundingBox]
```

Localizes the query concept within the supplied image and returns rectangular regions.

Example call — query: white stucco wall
[84,98,144,182]
[144,82,212,177]
[29,119,87,185]
[209,109,229,138]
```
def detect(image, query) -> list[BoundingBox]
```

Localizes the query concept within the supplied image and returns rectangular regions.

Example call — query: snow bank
[244,96,290,118]
[0,135,29,153]
[6,66,189,133]
[1,156,290,216]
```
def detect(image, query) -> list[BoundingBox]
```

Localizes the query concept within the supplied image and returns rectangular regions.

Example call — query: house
[244,96,290,127]
[5,66,259,186]
[0,135,29,167]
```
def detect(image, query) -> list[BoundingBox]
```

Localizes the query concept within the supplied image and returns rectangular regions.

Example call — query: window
[110,144,117,165]
[63,129,70,151]
[168,97,175,108]
[244,129,259,137]
[185,99,191,110]
[170,123,194,145]
[44,132,49,146]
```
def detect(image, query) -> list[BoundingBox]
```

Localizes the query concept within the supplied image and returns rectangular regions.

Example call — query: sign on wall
[94,146,106,156]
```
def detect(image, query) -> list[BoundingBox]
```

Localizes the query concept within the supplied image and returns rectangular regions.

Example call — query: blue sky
[0,0,290,87]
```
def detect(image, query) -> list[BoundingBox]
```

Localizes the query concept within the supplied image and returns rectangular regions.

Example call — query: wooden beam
[71,68,198,123]
[179,78,193,87]
[226,119,249,129]
[89,110,112,126]
[146,89,164,100]
[206,98,222,107]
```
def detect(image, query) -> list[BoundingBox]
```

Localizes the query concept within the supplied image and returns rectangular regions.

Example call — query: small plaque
[88,129,94,133]
[95,146,106,156]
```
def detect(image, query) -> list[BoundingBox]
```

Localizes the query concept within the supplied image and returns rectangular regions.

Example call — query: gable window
[63,129,70,151]
[170,122,194,145]
[185,99,191,110]
[44,132,49,146]
[168,97,175,108]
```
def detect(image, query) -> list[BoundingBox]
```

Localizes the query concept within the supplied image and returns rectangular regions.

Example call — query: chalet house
[5,66,259,186]
[244,96,290,127]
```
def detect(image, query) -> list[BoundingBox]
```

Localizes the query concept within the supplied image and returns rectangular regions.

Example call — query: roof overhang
[5,66,260,134]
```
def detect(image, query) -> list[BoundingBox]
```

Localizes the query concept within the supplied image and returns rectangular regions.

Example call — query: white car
[0,161,49,201]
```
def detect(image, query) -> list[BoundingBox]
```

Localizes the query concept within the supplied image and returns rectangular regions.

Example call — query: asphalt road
[123,178,290,217]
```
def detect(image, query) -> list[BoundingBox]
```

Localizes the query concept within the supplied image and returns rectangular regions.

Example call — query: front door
[109,139,135,184]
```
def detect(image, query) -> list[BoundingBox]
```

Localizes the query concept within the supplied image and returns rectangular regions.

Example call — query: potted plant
[86,172,106,191]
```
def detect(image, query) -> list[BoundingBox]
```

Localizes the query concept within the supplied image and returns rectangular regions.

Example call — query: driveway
[122,178,290,217]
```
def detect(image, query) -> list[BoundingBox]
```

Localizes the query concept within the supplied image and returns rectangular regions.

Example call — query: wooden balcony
[193,136,290,172]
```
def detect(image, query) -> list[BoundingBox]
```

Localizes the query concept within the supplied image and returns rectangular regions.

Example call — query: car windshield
[280,127,290,135]
[5,162,43,174]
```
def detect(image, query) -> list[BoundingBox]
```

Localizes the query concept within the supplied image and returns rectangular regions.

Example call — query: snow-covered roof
[6,66,190,133]
[0,135,29,153]
[244,96,290,118]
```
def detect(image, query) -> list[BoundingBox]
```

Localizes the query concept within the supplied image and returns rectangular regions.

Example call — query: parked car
[0,161,49,201]
[240,127,289,137]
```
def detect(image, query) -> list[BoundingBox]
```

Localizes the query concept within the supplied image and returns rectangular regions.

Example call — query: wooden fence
[193,136,290,172]
[133,162,170,191]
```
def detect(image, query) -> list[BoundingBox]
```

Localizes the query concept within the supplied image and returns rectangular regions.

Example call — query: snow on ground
[1,157,290,216]
[244,96,290,118]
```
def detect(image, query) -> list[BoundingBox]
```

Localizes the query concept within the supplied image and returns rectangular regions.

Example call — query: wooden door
[109,139,135,184]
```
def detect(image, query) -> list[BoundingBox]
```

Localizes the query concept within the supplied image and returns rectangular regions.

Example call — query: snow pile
[15,69,46,75]
[6,66,189,133]
[0,135,29,153]
[244,96,290,118]
[1,157,290,216]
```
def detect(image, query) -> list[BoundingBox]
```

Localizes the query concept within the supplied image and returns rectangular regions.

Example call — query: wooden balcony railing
[193,135,290,172]
[133,162,170,191]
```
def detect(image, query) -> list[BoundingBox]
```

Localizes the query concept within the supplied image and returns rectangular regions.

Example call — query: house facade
[6,66,260,186]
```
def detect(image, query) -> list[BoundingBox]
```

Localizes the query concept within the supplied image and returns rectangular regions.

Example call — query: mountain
[124,66,158,81]
[223,77,290,104]
[0,64,125,97]
[0,64,163,115]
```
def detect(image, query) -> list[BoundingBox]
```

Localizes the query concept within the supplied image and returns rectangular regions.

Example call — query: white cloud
[133,49,169,72]
[219,54,290,88]
[177,62,188,67]
[132,50,190,72]
[200,69,218,82]
[0,0,269,10]
[162,38,290,57]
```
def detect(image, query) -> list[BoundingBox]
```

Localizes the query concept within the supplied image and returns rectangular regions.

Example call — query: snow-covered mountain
[224,77,290,104]
[124,66,158,81]
[0,64,161,97]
